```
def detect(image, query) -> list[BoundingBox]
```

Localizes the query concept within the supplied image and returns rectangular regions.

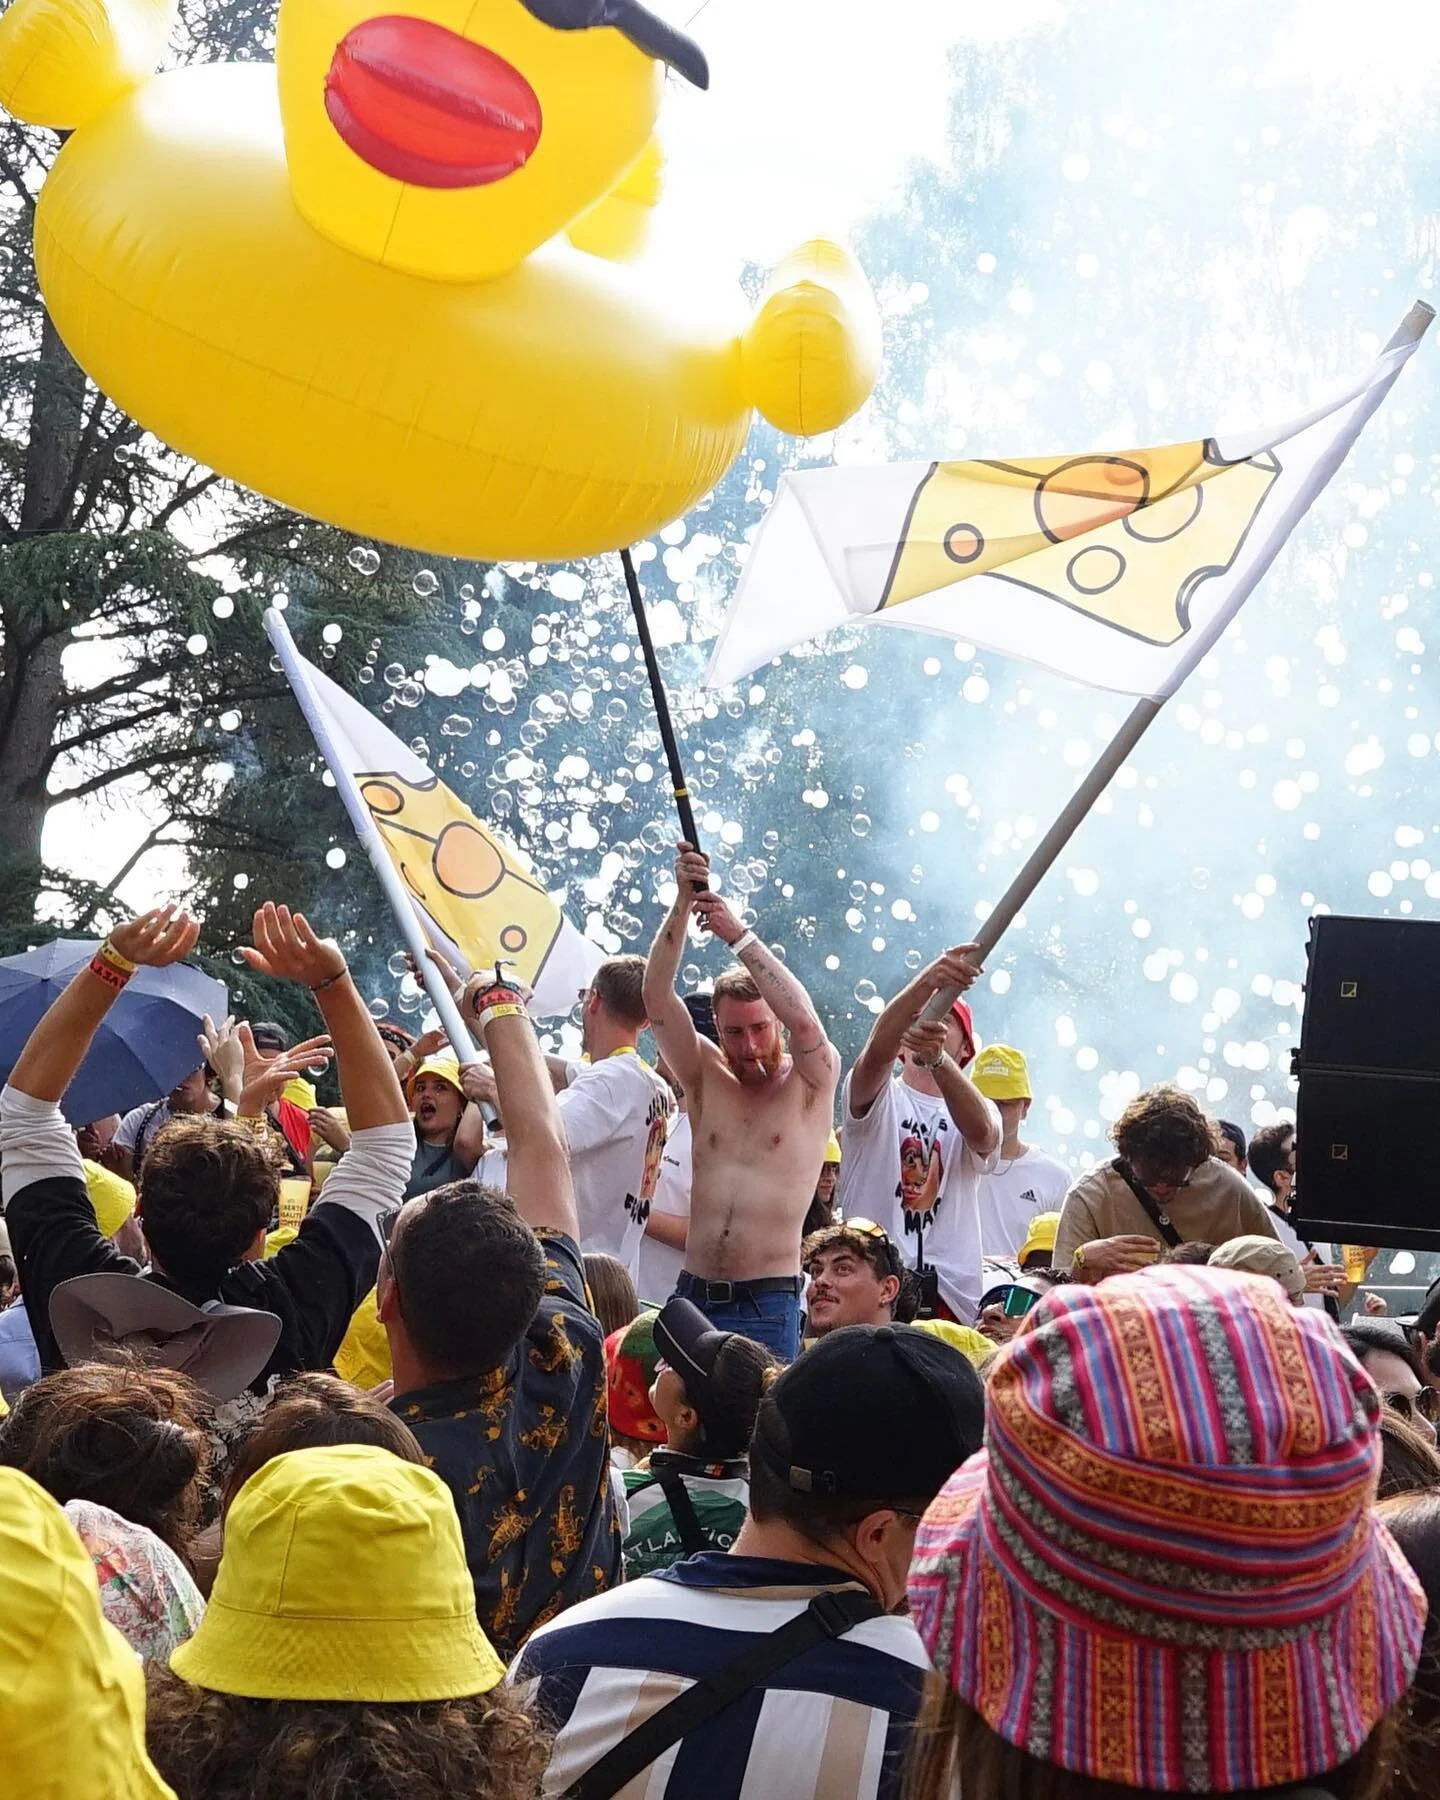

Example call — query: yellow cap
[1018,1211,1062,1265]
[333,1289,393,1391]
[406,1055,464,1100]
[170,1444,504,1702]
[823,1132,842,1165]
[908,1318,993,1368]
[280,1077,318,1112]
[83,1160,136,1241]
[0,1468,175,1800]
[970,1043,1032,1102]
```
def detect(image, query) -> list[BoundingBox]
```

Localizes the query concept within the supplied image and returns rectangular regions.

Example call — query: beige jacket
[1055,1157,1279,1269]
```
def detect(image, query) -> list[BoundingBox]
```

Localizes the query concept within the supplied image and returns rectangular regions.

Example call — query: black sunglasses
[518,0,709,89]
[1385,1387,1440,1426]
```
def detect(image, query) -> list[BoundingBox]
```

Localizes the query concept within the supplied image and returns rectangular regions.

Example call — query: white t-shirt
[977,1147,1072,1259]
[636,1111,690,1307]
[837,1071,1000,1322]
[483,1052,672,1278]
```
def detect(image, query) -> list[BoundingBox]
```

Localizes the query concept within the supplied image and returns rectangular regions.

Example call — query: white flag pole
[920,300,1434,1019]
[264,608,480,1065]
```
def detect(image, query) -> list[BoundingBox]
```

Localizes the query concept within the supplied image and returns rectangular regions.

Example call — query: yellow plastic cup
[1342,1244,1371,1284]
[278,1178,312,1233]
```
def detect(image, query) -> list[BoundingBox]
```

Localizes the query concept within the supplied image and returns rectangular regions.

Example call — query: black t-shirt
[7,1171,383,1389]
[391,1229,622,1657]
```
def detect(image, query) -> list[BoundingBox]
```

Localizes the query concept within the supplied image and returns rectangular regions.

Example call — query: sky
[40,0,1440,1285]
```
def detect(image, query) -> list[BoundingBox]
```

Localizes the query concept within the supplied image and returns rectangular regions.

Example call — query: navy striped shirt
[509,1553,930,1800]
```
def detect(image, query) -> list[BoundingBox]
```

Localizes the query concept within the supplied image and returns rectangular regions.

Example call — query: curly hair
[144,1674,551,1800]
[0,1360,210,1560]
[221,1373,425,1515]
[1110,1085,1218,1179]
[140,1117,281,1288]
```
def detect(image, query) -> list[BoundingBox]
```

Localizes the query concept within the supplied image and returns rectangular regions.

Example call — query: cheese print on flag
[301,656,600,1017]
[704,306,1430,698]
[879,441,1279,646]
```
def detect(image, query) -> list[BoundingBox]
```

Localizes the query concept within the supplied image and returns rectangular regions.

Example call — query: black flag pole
[620,546,705,866]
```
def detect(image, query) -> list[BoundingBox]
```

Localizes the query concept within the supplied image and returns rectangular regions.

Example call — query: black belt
[679,1274,804,1304]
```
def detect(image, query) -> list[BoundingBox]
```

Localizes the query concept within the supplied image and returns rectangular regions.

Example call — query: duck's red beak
[325,15,543,189]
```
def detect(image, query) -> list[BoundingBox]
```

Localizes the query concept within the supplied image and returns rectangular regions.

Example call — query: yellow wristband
[97,939,138,976]
[477,1002,525,1033]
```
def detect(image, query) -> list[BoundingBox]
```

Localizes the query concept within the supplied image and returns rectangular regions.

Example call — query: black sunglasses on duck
[517,0,709,89]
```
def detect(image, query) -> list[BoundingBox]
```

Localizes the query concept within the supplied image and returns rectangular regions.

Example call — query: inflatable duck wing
[0,0,881,562]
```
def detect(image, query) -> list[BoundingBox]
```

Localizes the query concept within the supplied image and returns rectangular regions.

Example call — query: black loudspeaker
[1292,913,1440,1249]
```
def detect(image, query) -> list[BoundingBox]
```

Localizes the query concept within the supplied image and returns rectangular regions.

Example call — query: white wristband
[731,930,759,956]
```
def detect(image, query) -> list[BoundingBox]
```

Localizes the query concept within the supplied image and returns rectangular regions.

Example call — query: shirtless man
[643,843,839,1359]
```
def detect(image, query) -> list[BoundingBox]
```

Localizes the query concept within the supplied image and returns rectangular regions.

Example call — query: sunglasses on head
[841,1218,905,1281]
[1385,1387,1440,1426]
[516,0,709,89]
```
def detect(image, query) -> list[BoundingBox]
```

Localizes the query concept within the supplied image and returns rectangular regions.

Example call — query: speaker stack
[1292,913,1440,1250]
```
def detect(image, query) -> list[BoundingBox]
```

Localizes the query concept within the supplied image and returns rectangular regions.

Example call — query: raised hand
[924,944,984,996]
[691,889,746,947]
[108,904,201,968]
[239,903,346,989]
[901,1020,949,1068]
[674,842,712,907]
[460,1061,498,1108]
[308,1107,352,1154]
[198,1013,243,1097]
[236,1034,334,1120]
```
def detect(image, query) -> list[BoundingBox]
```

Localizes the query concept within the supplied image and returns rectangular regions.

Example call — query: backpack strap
[1113,1160,1185,1248]
[564,1587,882,1800]
[650,1464,709,1558]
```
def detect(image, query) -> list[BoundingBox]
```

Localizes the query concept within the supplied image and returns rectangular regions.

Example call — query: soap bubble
[851,813,872,837]
[322,623,342,645]
[383,662,407,686]
[412,570,440,599]
[441,714,473,738]
[393,681,424,708]
[348,546,380,575]
[367,997,390,1019]
[386,952,411,978]
[325,847,346,869]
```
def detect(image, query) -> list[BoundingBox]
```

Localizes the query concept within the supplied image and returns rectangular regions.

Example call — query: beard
[724,1038,785,1085]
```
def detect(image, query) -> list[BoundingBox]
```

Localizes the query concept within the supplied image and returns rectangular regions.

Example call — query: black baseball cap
[250,1021,289,1053]
[753,1324,984,1501]
[654,1297,730,1437]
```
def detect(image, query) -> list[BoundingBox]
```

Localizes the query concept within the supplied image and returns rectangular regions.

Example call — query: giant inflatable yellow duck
[0,0,881,561]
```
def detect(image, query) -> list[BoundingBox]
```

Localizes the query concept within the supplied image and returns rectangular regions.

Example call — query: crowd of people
[1,844,1436,1800]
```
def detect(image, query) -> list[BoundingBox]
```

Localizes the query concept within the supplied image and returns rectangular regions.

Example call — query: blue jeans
[673,1272,804,1362]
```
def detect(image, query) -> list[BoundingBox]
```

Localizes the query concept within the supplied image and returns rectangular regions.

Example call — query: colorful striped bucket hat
[908,1264,1426,1793]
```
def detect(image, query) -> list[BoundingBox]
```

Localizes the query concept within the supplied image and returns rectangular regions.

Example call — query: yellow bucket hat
[1018,1210,1062,1266]
[0,1468,175,1800]
[823,1131,842,1165]
[170,1443,503,1702]
[405,1054,464,1101]
[970,1043,1032,1102]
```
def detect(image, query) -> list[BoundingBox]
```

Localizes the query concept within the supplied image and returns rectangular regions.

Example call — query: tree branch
[149,470,221,533]
[51,743,202,803]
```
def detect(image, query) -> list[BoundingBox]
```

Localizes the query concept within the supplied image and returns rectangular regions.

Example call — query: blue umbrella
[0,941,229,1126]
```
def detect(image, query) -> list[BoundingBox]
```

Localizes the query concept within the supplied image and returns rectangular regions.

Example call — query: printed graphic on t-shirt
[897,1108,951,1241]
[624,1092,671,1229]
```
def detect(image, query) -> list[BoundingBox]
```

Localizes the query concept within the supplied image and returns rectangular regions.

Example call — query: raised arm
[900,1021,1000,1158]
[9,908,200,1104]
[687,848,839,1095]
[240,904,408,1131]
[848,946,983,1118]
[460,972,579,1241]
[642,847,707,1094]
